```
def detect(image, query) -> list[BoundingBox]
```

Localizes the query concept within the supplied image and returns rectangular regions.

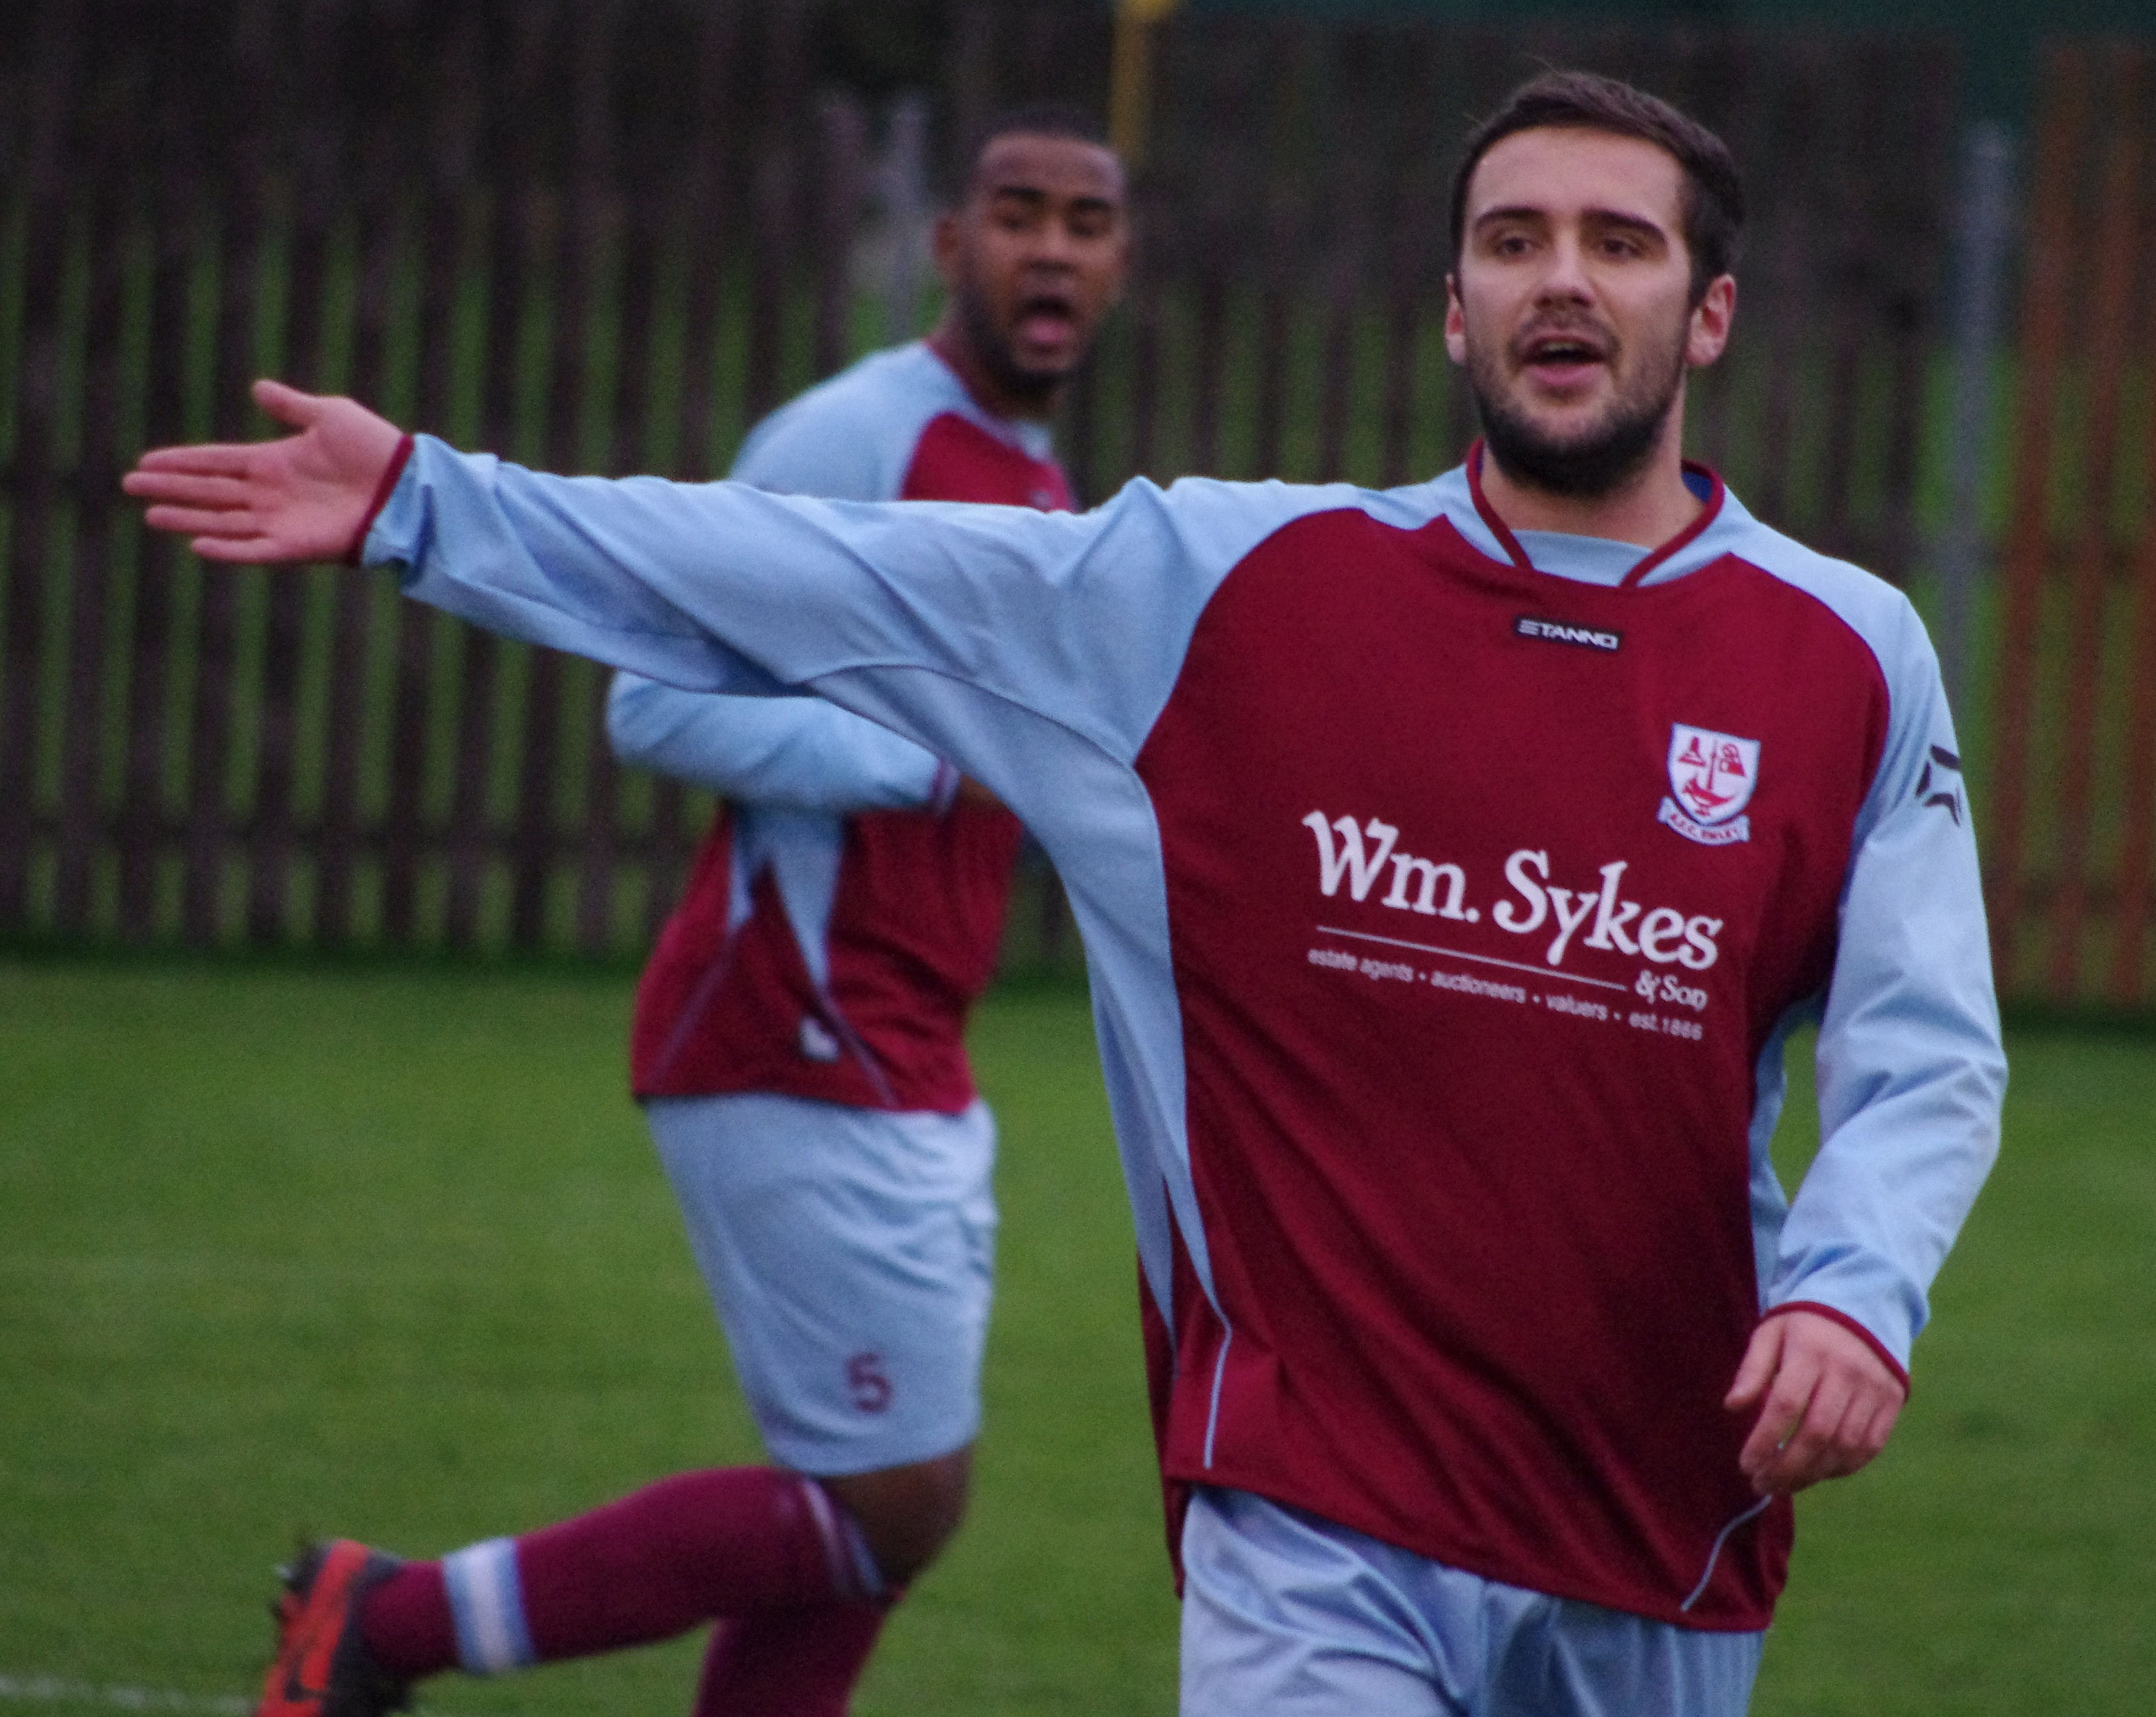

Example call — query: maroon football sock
[693,1602,891,1717]
[360,1467,878,1677]
[360,1560,458,1679]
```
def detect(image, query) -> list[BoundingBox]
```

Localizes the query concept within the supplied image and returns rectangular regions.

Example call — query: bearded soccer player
[131,72,2004,1717]
[173,111,1126,1717]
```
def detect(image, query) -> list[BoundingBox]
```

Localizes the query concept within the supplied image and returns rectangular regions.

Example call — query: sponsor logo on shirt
[1660,724,1759,846]
[1302,810,1722,971]
[1514,614,1622,652]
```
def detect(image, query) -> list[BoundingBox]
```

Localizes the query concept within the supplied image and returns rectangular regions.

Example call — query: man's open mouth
[1520,329,1611,374]
[1015,295,1077,348]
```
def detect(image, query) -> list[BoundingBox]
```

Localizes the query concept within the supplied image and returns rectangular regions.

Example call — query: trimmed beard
[956,279,1063,409]
[1467,330,1687,499]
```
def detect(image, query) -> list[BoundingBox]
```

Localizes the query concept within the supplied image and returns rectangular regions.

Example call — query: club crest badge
[1660,724,1759,847]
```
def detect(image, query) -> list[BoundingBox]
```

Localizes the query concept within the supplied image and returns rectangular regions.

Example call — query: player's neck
[1475,405,1700,548]
[926,321,1059,425]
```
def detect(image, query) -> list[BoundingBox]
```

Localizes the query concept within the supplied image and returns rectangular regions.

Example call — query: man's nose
[1025,219,1084,268]
[1534,234,1594,303]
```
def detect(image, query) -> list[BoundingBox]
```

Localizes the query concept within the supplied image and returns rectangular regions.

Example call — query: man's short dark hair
[1448,71,1744,302]
[946,103,1115,204]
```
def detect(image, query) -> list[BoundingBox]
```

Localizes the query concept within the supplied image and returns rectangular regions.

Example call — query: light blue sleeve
[605,670,951,813]
[727,390,895,501]
[369,436,1328,798]
[1764,598,2006,1370]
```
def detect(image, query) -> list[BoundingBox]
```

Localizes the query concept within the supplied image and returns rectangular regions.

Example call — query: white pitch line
[0,1677,475,1717]
[0,1677,248,1717]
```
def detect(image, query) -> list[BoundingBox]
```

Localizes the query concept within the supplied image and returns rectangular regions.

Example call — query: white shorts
[1180,1488,1765,1717]
[646,1091,997,1477]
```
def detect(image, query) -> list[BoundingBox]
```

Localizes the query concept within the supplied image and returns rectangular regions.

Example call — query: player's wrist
[344,432,416,566]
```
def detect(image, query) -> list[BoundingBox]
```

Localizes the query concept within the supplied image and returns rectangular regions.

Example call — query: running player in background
[208,108,1126,1717]
[130,73,2006,1717]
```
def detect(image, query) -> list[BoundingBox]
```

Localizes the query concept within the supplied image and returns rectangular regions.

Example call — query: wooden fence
[1984,42,2156,1012]
[0,0,1976,973]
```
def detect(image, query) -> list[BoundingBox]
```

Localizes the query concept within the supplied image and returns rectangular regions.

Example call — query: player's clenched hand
[1724,1309,1906,1496]
[123,379,404,565]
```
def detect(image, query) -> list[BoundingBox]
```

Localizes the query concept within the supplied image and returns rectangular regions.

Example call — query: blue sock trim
[801,1479,887,1602]
[442,1537,538,1673]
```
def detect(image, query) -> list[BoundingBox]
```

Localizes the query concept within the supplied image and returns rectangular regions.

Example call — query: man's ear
[1443,273,1467,365]
[931,209,963,289]
[1687,273,1736,368]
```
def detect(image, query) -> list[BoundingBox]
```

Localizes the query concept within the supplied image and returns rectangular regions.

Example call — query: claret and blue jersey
[367,423,2004,1632]
[617,342,1068,1113]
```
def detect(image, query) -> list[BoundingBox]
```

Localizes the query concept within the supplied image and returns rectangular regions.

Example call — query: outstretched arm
[122,380,405,564]
[126,377,1314,833]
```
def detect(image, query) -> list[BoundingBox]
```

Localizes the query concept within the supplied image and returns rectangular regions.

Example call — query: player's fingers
[1838,1382,1904,1475]
[1738,1367,1814,1488]
[128,444,263,479]
[189,532,291,563]
[142,503,260,537]
[124,469,256,507]
[1724,1318,1785,1410]
[1757,1372,1857,1494]
[252,377,325,428]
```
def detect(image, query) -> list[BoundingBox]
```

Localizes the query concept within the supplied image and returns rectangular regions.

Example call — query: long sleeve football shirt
[363,435,2004,1630]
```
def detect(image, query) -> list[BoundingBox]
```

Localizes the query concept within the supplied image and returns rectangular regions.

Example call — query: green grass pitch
[1,959,2151,1714]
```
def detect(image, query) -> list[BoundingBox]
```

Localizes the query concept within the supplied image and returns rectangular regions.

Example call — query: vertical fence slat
[575,669,619,955]
[2043,55,2145,1003]
[670,0,740,483]
[0,7,77,928]
[246,1,342,946]
[315,113,401,947]
[812,89,867,384]
[117,133,196,942]
[510,4,611,953]
[744,1,809,426]
[379,25,477,947]
[1250,199,1296,483]
[1985,46,2091,986]
[183,2,276,948]
[1313,252,1357,484]
[1873,54,1956,583]
[2105,238,2156,1006]
[52,136,133,936]
[582,107,671,956]
[446,3,553,953]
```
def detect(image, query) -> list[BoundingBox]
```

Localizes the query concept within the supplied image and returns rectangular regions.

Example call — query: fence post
[1935,121,2016,734]
[2044,53,2146,1005]
[52,132,134,937]
[0,2,79,930]
[1984,44,2087,991]
[878,91,932,348]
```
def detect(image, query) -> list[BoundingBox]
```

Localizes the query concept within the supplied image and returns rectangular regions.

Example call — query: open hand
[1725,1309,1907,1496]
[123,379,405,564]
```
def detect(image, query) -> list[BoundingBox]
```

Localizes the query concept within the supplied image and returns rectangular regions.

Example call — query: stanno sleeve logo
[1659,724,1759,846]
[1514,614,1622,652]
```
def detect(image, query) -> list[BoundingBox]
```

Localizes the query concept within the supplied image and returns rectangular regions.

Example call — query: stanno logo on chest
[1660,724,1760,847]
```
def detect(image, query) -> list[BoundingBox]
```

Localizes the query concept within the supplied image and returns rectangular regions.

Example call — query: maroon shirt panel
[1136,510,1888,1626]
[632,409,1061,1112]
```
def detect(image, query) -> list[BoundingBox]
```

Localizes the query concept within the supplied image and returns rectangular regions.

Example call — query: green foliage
[1,964,2149,1713]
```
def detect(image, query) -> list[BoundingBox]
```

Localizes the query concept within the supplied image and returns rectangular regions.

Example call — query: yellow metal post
[1110,0,1184,166]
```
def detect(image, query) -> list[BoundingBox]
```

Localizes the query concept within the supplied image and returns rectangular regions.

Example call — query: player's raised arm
[128,384,1323,824]
[123,379,407,565]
